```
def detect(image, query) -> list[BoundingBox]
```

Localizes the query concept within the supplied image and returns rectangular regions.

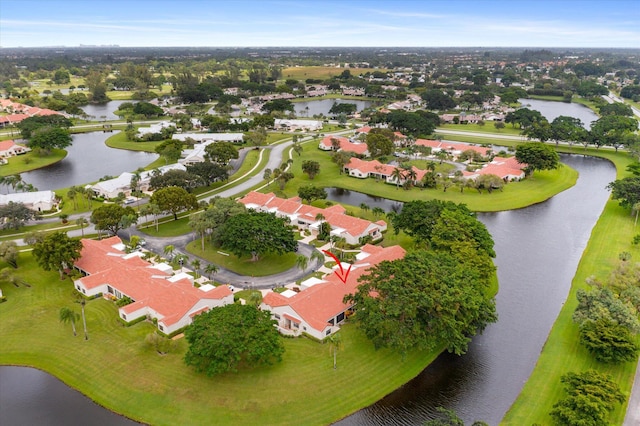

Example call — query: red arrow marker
[322,250,352,284]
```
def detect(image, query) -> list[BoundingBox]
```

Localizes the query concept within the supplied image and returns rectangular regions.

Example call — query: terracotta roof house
[463,156,527,181]
[344,158,427,186]
[260,244,406,340]
[318,136,369,156]
[74,237,233,334]
[415,139,493,159]
[238,191,386,246]
[0,140,30,158]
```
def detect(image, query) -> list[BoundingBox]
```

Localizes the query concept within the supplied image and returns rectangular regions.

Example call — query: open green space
[0,256,441,426]
[503,149,638,425]
[278,141,578,212]
[282,66,383,81]
[438,123,522,136]
[0,149,67,176]
[186,240,297,277]
[139,216,193,237]
[104,131,163,152]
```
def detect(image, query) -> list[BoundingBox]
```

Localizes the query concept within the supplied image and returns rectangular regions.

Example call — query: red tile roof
[75,237,231,326]
[320,136,368,155]
[263,245,406,331]
[0,140,16,151]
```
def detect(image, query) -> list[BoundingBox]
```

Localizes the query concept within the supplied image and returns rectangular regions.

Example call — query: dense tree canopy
[149,169,203,191]
[132,101,164,117]
[262,99,294,113]
[150,186,198,220]
[204,142,238,165]
[515,142,559,175]
[607,176,640,209]
[29,127,73,152]
[550,370,625,426]
[186,162,229,185]
[32,231,83,279]
[301,160,321,179]
[90,204,137,235]
[365,132,394,158]
[578,318,638,364]
[184,304,284,376]
[297,185,327,203]
[0,201,39,230]
[345,249,497,355]
[17,115,73,139]
[218,211,297,261]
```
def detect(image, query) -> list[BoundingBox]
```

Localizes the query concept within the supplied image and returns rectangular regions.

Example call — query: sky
[1,0,639,48]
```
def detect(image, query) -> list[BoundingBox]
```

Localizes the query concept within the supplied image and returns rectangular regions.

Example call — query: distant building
[91,163,186,199]
[0,190,57,212]
[172,133,244,144]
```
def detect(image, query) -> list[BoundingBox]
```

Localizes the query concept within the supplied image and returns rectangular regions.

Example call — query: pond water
[518,98,600,130]
[293,98,373,117]
[80,100,134,121]
[20,131,158,191]
[0,366,139,425]
[335,154,616,425]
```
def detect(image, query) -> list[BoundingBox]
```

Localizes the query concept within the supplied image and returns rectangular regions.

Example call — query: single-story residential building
[91,163,186,199]
[343,157,427,186]
[463,156,527,181]
[274,119,323,131]
[260,244,406,340]
[0,190,57,212]
[318,136,369,156]
[172,133,244,144]
[74,236,233,334]
[0,140,30,158]
[415,139,494,159]
[136,121,176,137]
[238,191,386,246]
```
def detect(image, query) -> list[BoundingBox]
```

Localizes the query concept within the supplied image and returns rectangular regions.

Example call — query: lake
[294,98,373,117]
[20,131,158,191]
[80,100,135,121]
[518,98,600,130]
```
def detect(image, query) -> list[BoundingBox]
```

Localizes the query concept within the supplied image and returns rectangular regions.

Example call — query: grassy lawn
[502,149,638,425]
[438,123,522,136]
[0,255,441,425]
[186,240,297,277]
[104,131,163,152]
[277,141,578,212]
[0,149,67,176]
[138,216,193,237]
[282,66,381,80]
[265,133,291,145]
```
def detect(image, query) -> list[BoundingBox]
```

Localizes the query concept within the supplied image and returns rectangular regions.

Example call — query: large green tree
[204,142,238,165]
[218,211,297,261]
[0,201,39,230]
[607,176,640,209]
[184,304,284,376]
[301,160,321,179]
[345,249,497,355]
[150,186,198,220]
[32,231,83,279]
[16,115,73,139]
[90,204,137,235]
[365,132,394,158]
[578,318,638,364]
[515,142,560,176]
[297,185,327,203]
[29,127,73,152]
[550,370,625,426]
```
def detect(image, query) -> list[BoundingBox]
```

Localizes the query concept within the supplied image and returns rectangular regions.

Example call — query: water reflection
[518,98,600,129]
[336,154,616,425]
[0,366,139,426]
[20,131,158,191]
[293,99,373,117]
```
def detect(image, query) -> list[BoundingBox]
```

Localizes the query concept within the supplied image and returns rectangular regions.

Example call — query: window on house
[293,323,299,329]
[326,329,331,335]
[303,326,307,331]
[107,285,113,294]
[274,314,280,320]
[121,314,127,320]
[159,325,164,331]
[337,312,345,323]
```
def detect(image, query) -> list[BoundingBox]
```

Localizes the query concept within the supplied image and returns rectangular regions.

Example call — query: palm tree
[371,207,385,218]
[191,259,201,279]
[204,263,219,280]
[76,218,88,237]
[119,214,137,239]
[390,167,405,190]
[328,332,343,369]
[295,255,309,272]
[59,307,80,336]
[359,203,370,213]
[405,168,418,187]
[67,187,78,210]
[74,294,89,340]
[163,245,175,260]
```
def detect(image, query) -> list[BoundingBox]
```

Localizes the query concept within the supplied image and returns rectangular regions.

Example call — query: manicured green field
[0,254,440,426]
[0,149,67,176]
[502,149,638,425]
[186,240,297,277]
[439,123,522,135]
[282,66,382,81]
[139,216,193,237]
[104,131,163,152]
